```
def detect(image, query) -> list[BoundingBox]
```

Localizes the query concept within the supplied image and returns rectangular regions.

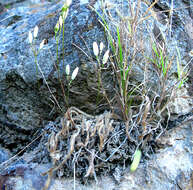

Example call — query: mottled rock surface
[0,148,10,164]
[1,122,192,190]
[0,0,192,131]
[0,0,193,189]
[0,0,107,133]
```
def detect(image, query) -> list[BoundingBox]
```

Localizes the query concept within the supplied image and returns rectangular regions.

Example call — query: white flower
[65,64,70,75]
[93,42,99,57]
[59,16,63,28]
[62,9,69,20]
[100,42,104,53]
[39,39,45,50]
[28,31,33,44]
[71,67,79,80]
[103,50,110,65]
[66,0,72,7]
[33,25,39,38]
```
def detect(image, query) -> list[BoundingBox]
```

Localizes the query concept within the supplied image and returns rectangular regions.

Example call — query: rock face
[0,0,192,189]
[0,0,107,133]
[0,148,10,164]
[0,0,192,130]
[0,122,192,190]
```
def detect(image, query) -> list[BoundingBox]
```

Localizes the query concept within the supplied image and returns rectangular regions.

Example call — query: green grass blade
[127,20,132,34]
[176,46,181,79]
[117,26,123,67]
[152,43,159,58]
[94,9,116,54]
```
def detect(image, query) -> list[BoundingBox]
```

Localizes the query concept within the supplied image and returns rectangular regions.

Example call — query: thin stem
[36,61,63,112]
[56,36,60,80]
[62,21,65,69]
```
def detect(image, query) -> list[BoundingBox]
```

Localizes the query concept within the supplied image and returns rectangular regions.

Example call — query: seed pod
[130,149,141,172]
[54,22,59,34]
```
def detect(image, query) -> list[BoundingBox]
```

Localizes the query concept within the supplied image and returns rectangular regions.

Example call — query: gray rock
[0,1,192,188]
[0,0,107,133]
[0,0,192,132]
[2,122,192,190]
[0,0,19,5]
[0,148,10,164]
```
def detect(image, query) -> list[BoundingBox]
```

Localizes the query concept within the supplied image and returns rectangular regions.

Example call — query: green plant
[28,25,42,81]
[93,1,145,121]
[90,0,191,173]
[5,4,11,9]
[92,41,111,108]
[61,2,71,68]
[54,0,71,76]
[176,46,188,88]
[28,0,73,111]
[28,25,62,111]
[65,64,79,105]
[27,0,191,184]
[151,43,168,76]
[52,0,72,107]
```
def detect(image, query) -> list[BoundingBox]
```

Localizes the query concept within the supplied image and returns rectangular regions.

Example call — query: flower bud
[66,0,72,7]
[28,31,33,44]
[103,50,109,65]
[33,25,39,38]
[93,42,99,57]
[100,42,104,53]
[65,64,70,75]
[59,16,63,28]
[71,67,79,80]
[54,22,60,34]
[39,39,45,50]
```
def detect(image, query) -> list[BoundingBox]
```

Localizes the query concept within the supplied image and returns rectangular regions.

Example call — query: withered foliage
[41,102,171,189]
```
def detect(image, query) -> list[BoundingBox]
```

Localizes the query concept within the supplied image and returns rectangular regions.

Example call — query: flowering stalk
[54,22,61,80]
[93,41,111,108]
[61,1,71,72]
[52,1,71,106]
[65,65,79,106]
[29,27,39,86]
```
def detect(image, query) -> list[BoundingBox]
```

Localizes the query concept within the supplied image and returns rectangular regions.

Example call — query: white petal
[66,0,72,7]
[103,50,109,64]
[93,42,99,57]
[59,16,63,28]
[33,25,39,38]
[65,64,70,75]
[39,39,45,50]
[71,67,79,80]
[28,31,33,44]
[100,42,104,52]
[62,9,69,20]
